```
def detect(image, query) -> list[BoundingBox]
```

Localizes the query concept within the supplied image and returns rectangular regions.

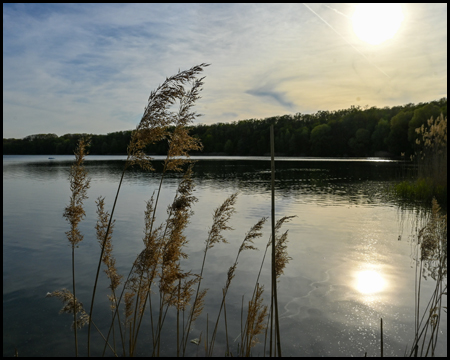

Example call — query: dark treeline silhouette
[3,98,447,158]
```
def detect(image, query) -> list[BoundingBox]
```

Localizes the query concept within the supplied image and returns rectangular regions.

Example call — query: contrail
[302,3,390,78]
[322,4,352,20]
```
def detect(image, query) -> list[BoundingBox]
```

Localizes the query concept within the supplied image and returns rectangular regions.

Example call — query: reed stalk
[408,198,447,357]
[47,137,91,356]
[47,63,301,358]
[86,64,208,356]
[95,196,125,355]
[182,192,238,355]
[241,215,294,356]
[243,283,268,357]
[208,217,266,356]
[223,288,230,355]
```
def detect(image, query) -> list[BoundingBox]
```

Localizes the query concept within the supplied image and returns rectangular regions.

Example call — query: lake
[2,155,447,357]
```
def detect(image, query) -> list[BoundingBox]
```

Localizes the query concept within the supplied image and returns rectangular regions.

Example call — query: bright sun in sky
[352,3,404,45]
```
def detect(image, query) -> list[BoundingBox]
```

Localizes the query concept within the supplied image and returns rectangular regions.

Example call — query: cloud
[221,112,238,118]
[246,88,295,110]
[2,3,447,138]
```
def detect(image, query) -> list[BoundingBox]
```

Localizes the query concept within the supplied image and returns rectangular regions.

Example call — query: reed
[181,192,238,356]
[47,64,295,357]
[408,198,447,357]
[241,215,295,357]
[414,114,447,187]
[94,196,124,355]
[242,283,268,357]
[207,216,266,356]
[394,114,447,207]
[47,137,91,356]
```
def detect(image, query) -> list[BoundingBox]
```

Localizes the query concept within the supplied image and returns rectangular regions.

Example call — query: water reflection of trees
[12,158,419,207]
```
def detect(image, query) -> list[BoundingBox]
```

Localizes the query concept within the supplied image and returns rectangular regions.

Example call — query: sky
[3,3,447,139]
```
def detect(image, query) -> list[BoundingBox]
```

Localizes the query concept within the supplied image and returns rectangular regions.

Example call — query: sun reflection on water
[356,270,386,294]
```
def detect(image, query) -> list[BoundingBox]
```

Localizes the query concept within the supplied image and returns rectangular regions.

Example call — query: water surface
[3,155,446,356]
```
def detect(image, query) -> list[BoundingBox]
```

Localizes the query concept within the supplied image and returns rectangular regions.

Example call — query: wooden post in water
[270,125,282,357]
[380,318,384,357]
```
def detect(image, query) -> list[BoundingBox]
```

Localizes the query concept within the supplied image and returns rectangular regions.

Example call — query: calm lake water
[3,155,447,357]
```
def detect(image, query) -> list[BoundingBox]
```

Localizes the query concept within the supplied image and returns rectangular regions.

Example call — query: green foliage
[348,128,370,156]
[224,139,234,155]
[393,113,447,207]
[387,110,413,156]
[3,98,447,158]
[371,119,390,153]
[393,178,447,207]
[310,124,332,156]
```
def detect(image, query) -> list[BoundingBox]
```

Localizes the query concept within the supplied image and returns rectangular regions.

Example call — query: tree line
[3,98,447,158]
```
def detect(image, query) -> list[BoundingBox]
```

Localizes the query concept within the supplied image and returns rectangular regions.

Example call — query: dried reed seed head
[124,291,136,322]
[95,196,122,290]
[225,264,237,288]
[172,275,201,311]
[239,217,267,253]
[141,225,164,271]
[275,230,293,278]
[245,283,268,353]
[127,64,209,170]
[158,166,198,296]
[192,288,208,322]
[275,215,297,231]
[165,127,203,172]
[160,271,193,306]
[63,137,91,247]
[95,196,115,248]
[142,194,163,252]
[46,288,90,329]
[206,192,238,249]
[266,215,297,248]
[168,165,198,212]
[415,114,447,150]
[73,136,91,162]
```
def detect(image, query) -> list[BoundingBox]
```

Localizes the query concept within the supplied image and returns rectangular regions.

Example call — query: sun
[352,4,404,45]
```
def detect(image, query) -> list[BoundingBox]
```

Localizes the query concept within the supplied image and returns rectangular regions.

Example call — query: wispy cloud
[3,3,447,138]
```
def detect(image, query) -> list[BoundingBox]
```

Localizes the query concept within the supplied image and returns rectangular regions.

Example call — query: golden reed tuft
[46,64,295,357]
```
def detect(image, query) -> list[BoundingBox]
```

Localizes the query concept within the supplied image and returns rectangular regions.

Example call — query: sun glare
[352,4,404,45]
[356,270,385,294]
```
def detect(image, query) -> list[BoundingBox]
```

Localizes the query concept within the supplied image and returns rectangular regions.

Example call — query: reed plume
[414,113,447,187]
[127,63,208,172]
[273,226,294,279]
[63,137,91,247]
[159,165,197,302]
[181,193,238,354]
[136,165,198,356]
[48,136,90,356]
[206,192,238,248]
[269,216,296,275]
[95,196,122,293]
[46,289,90,330]
[242,283,268,356]
[95,196,124,353]
[240,215,295,356]
[48,64,302,357]
[208,216,267,356]
[87,64,209,355]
